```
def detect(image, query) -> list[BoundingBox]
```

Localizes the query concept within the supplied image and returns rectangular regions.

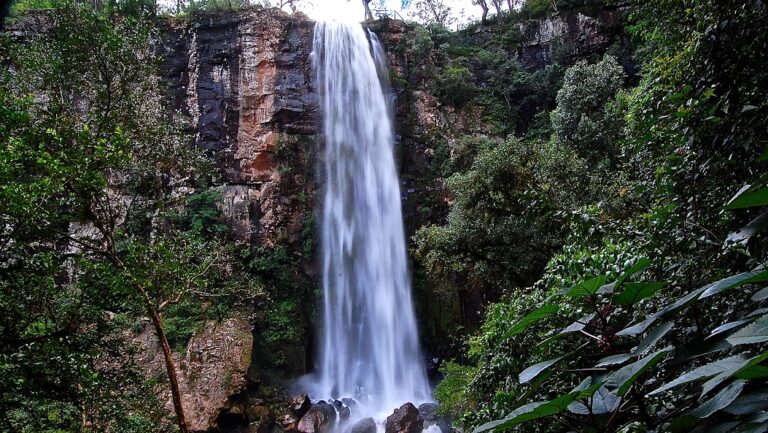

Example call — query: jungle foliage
[431,1,768,432]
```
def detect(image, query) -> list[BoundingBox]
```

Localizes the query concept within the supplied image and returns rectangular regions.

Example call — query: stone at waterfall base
[385,403,424,433]
[418,403,451,433]
[290,394,312,419]
[349,417,377,433]
[297,402,337,433]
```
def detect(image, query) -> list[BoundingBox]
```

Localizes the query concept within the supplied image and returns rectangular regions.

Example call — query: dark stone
[279,413,299,432]
[418,403,438,422]
[418,403,451,433]
[350,417,377,433]
[290,394,312,418]
[332,400,343,409]
[338,406,350,421]
[385,403,423,433]
[297,402,337,433]
[341,398,358,408]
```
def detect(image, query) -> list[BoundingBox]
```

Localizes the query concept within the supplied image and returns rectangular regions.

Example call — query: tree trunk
[146,299,189,433]
[362,0,374,20]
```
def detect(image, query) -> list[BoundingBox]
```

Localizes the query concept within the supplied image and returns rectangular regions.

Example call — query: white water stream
[303,20,431,422]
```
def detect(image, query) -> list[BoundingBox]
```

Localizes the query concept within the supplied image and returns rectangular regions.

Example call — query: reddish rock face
[133,316,254,433]
[385,402,424,433]
[158,9,316,247]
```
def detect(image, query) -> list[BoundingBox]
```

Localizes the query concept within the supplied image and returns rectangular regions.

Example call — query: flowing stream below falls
[297,19,433,431]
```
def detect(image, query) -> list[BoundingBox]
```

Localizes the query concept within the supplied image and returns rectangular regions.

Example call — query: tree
[472,0,489,24]
[410,0,453,26]
[0,6,249,432]
[551,55,625,163]
[361,0,373,20]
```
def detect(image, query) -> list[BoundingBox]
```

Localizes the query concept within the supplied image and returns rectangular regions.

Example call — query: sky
[300,0,481,26]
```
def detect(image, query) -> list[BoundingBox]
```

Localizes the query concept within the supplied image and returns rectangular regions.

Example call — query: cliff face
[158,10,317,249]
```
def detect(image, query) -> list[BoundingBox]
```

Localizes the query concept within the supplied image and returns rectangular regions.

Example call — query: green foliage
[0,5,249,432]
[414,136,593,306]
[179,190,229,239]
[473,259,768,432]
[551,55,626,162]
[433,63,476,107]
[434,361,477,416]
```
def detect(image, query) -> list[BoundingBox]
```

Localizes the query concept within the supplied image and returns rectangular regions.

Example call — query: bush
[433,64,476,107]
[551,55,626,162]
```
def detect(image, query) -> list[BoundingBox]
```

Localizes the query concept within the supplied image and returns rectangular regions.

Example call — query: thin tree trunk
[362,0,374,20]
[146,297,189,433]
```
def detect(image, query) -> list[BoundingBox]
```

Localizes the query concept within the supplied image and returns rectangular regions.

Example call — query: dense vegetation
[0,3,316,432]
[421,1,768,432]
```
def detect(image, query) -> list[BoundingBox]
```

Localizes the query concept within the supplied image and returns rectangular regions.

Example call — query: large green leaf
[634,321,674,355]
[619,286,708,336]
[596,353,632,367]
[558,313,595,335]
[647,354,749,396]
[752,286,768,301]
[701,269,768,299]
[730,411,768,433]
[614,281,666,308]
[605,348,670,396]
[723,390,768,415]
[565,276,607,298]
[614,258,652,289]
[590,386,620,415]
[519,357,563,384]
[727,314,768,346]
[505,304,559,338]
[708,319,752,340]
[473,384,602,433]
[725,185,768,210]
[691,380,745,418]
[701,351,768,396]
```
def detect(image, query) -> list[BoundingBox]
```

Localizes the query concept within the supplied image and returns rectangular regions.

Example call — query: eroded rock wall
[158,9,316,248]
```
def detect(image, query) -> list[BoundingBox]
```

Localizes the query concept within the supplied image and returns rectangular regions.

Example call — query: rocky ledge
[214,394,450,433]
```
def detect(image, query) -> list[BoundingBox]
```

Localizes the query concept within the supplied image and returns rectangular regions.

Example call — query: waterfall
[309,20,431,416]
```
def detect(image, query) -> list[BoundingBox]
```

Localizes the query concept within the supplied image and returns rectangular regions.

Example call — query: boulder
[297,402,337,433]
[290,394,312,418]
[341,398,358,408]
[338,405,350,421]
[417,403,438,422]
[418,403,451,433]
[350,417,377,433]
[385,403,423,433]
[278,413,299,432]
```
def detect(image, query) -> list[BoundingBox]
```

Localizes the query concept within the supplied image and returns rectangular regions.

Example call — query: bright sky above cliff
[303,0,480,26]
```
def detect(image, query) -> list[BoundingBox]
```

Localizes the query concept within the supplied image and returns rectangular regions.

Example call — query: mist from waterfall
[307,20,431,417]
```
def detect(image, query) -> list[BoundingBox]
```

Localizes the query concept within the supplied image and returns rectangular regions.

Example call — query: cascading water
[307,20,431,419]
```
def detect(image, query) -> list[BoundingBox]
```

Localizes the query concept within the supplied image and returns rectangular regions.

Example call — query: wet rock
[418,403,438,422]
[418,403,451,433]
[385,403,423,433]
[332,400,343,409]
[341,398,358,408]
[350,417,377,433]
[278,413,299,432]
[290,394,312,418]
[297,402,337,433]
[337,405,350,421]
[247,406,276,433]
